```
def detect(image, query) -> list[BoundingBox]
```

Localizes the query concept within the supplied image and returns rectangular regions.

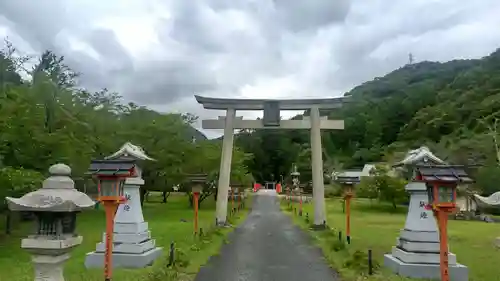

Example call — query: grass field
[0,192,250,281]
[283,197,500,281]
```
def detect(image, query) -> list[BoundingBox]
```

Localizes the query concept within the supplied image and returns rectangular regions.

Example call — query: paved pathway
[194,189,339,281]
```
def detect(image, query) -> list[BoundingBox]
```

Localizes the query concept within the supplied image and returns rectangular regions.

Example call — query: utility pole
[408,53,414,65]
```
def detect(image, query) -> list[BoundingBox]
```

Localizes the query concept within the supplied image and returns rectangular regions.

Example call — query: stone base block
[391,247,456,265]
[384,254,468,281]
[400,228,439,243]
[95,239,156,254]
[103,231,151,244]
[310,224,328,231]
[397,237,440,253]
[114,222,148,234]
[85,247,163,269]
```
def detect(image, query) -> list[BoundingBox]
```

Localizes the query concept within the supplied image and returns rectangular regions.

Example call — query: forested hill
[236,48,500,193]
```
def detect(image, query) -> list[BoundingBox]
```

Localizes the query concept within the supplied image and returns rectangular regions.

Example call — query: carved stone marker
[384,146,468,281]
[85,142,163,268]
[6,164,95,281]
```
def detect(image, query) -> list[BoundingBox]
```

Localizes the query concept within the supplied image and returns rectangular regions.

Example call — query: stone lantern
[5,164,95,281]
[85,142,162,269]
[384,147,469,281]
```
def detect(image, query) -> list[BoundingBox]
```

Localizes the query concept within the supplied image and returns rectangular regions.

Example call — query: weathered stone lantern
[187,174,207,234]
[384,147,469,281]
[86,142,162,270]
[5,163,95,281]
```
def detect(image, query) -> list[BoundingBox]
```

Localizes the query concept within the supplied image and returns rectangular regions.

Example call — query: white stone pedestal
[22,236,82,281]
[85,180,162,268]
[384,182,468,281]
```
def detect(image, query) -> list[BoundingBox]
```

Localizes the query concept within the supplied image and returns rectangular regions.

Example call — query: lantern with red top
[89,159,137,203]
[336,175,360,245]
[415,164,473,281]
[87,159,137,281]
[415,165,472,212]
[187,173,207,235]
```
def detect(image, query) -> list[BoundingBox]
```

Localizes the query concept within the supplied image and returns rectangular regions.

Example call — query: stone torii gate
[195,95,346,228]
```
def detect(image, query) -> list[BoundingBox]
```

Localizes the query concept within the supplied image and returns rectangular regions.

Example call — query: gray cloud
[1,0,500,124]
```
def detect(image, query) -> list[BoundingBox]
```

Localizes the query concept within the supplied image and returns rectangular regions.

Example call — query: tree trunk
[162,191,171,203]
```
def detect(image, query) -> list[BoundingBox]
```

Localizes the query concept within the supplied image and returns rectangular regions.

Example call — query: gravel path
[194,189,339,281]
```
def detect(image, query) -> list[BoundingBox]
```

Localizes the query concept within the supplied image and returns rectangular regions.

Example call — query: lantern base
[85,247,163,269]
[85,221,163,269]
[21,236,82,281]
[384,254,468,281]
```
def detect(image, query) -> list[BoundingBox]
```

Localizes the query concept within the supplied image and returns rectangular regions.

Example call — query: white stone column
[310,106,327,226]
[114,177,145,224]
[216,108,236,225]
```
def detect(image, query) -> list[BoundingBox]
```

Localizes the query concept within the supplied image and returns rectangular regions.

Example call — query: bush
[325,184,343,198]
[344,250,380,274]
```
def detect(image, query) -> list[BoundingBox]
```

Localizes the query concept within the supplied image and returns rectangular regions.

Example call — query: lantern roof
[88,159,137,177]
[336,175,361,184]
[5,164,95,212]
[291,164,300,176]
[106,142,155,161]
[393,146,446,167]
[416,165,473,183]
[187,173,208,183]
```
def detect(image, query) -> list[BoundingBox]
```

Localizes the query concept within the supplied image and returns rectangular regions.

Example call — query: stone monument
[6,164,95,281]
[85,142,163,268]
[384,146,468,281]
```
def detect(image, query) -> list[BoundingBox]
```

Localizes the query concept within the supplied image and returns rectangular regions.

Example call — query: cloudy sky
[1,0,500,138]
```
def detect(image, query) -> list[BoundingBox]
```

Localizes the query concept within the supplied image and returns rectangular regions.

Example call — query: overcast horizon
[1,0,500,139]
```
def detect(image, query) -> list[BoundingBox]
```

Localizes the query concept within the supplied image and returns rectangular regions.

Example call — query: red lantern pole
[230,188,234,211]
[437,210,450,281]
[193,191,199,234]
[238,189,242,208]
[103,201,119,281]
[287,186,291,206]
[345,185,353,244]
[299,188,303,215]
[429,182,455,281]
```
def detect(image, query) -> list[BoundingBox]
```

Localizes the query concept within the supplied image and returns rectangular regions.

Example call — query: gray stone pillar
[384,182,468,281]
[85,176,162,268]
[24,237,83,281]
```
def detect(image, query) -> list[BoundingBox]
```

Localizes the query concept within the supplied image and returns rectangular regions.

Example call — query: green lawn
[283,197,500,281]
[0,193,250,281]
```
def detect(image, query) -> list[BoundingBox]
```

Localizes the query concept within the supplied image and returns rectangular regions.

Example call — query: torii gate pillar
[216,108,236,224]
[195,95,347,227]
[310,106,327,226]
